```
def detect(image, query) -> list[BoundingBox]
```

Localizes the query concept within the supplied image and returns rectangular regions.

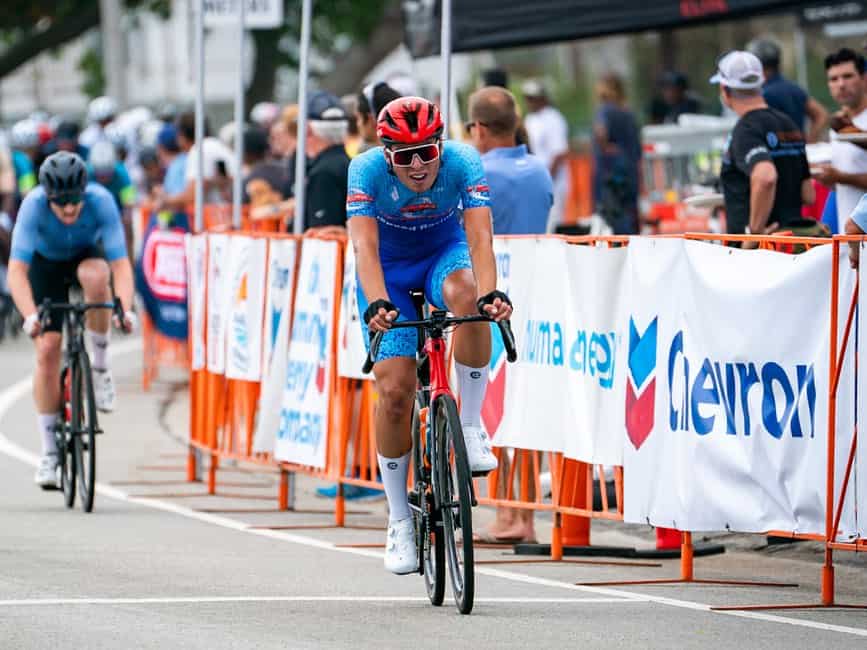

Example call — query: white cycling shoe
[93,368,116,413]
[384,517,418,575]
[34,452,60,490]
[462,425,498,475]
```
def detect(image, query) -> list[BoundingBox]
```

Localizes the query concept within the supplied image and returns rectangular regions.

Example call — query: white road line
[1,349,866,639]
[0,596,632,607]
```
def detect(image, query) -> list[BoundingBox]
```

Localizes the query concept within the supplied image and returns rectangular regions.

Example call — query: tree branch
[0,5,101,79]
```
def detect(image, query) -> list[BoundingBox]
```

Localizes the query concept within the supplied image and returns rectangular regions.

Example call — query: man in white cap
[711,51,814,242]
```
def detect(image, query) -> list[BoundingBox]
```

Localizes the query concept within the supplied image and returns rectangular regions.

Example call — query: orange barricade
[183,227,865,611]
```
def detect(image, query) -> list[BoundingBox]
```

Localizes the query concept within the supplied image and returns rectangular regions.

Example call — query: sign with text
[204,0,284,28]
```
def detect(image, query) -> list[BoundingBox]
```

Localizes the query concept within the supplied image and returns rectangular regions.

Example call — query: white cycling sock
[38,413,59,455]
[455,361,488,428]
[87,330,110,370]
[377,452,411,522]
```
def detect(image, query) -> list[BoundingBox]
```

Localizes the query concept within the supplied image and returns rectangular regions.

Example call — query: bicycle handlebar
[38,297,129,334]
[362,312,517,375]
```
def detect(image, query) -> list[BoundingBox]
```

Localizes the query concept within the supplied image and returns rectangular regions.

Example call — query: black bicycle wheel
[59,367,76,508]
[412,402,445,606]
[73,351,98,513]
[435,395,475,615]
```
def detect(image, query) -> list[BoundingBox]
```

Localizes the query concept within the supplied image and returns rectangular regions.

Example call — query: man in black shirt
[711,51,814,239]
[301,91,351,233]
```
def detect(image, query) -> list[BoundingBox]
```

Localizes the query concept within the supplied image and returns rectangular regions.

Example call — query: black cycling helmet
[747,38,781,68]
[39,151,88,201]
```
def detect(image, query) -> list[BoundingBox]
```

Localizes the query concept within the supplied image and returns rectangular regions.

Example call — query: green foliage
[77,45,105,99]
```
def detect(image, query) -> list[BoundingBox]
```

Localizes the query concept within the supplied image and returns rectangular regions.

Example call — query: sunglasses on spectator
[387,142,440,167]
[50,194,84,207]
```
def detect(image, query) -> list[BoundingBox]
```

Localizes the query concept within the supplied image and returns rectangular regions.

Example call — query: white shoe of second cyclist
[92,368,116,413]
[384,517,418,575]
[462,425,498,475]
[34,452,60,490]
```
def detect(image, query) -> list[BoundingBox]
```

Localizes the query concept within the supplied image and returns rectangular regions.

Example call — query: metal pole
[293,0,313,236]
[99,0,128,108]
[232,0,246,230]
[194,0,205,233]
[794,24,809,92]
[440,0,452,138]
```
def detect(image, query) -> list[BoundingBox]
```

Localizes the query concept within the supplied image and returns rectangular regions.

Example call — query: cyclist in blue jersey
[347,97,513,574]
[7,152,136,489]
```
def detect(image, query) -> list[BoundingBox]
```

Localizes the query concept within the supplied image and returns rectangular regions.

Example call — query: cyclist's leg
[27,254,69,461]
[426,240,491,425]
[75,252,111,369]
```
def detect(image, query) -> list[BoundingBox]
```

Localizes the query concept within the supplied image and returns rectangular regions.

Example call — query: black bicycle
[363,290,517,614]
[38,297,126,513]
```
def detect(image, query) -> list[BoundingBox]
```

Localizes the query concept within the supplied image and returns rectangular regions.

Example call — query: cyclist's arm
[348,215,389,303]
[96,188,134,313]
[110,257,134,314]
[7,260,36,320]
[463,206,497,297]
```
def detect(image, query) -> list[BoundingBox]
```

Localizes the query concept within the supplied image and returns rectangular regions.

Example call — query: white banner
[206,233,230,374]
[337,242,372,380]
[274,239,338,468]
[203,0,284,28]
[855,242,867,538]
[186,234,208,371]
[254,238,298,454]
[225,236,267,381]
[483,238,627,466]
[623,239,857,536]
[262,238,298,372]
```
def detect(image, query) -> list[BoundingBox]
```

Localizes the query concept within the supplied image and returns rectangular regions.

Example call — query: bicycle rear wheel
[72,351,98,513]
[59,366,76,508]
[435,395,475,615]
[412,402,444,606]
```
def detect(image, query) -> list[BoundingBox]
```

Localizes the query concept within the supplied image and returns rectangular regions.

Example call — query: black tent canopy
[403,0,802,57]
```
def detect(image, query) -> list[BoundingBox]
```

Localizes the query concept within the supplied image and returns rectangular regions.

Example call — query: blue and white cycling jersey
[346,140,491,260]
[10,183,127,264]
[346,140,492,361]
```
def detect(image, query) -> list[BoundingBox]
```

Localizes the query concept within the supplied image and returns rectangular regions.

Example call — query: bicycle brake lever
[497,319,518,363]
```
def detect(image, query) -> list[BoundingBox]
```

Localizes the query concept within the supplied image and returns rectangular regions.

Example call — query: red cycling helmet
[377,97,443,145]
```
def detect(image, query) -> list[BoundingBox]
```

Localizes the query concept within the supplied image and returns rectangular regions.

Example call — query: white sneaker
[462,425,498,475]
[34,452,60,490]
[92,368,116,413]
[384,517,417,575]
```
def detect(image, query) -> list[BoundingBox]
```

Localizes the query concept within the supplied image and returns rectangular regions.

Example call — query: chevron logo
[626,317,657,450]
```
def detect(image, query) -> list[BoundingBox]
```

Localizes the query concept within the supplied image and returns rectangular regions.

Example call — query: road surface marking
[1,346,866,639]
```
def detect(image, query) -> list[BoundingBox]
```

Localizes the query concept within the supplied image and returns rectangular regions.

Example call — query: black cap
[659,70,688,89]
[243,125,269,157]
[55,120,80,142]
[307,90,347,121]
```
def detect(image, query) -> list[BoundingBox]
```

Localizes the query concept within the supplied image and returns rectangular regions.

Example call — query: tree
[0,0,404,107]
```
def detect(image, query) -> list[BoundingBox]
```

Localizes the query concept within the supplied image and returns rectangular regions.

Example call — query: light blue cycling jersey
[346,140,491,259]
[10,183,127,263]
[346,140,492,361]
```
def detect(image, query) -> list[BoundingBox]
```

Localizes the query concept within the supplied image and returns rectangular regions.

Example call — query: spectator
[88,140,136,262]
[342,94,362,158]
[522,79,569,229]
[356,82,402,155]
[710,51,814,242]
[151,124,188,230]
[748,38,828,143]
[648,71,704,125]
[844,193,867,268]
[813,48,867,233]
[241,125,289,213]
[280,104,300,197]
[138,146,163,196]
[155,111,235,213]
[467,86,553,234]
[592,73,642,234]
[250,102,280,131]
[466,85,553,544]
[482,68,509,89]
[80,95,118,148]
[269,120,291,162]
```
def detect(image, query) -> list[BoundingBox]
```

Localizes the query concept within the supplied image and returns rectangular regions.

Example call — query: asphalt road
[0,336,865,649]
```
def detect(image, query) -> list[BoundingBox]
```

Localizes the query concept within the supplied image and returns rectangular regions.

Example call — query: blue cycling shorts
[357,238,471,361]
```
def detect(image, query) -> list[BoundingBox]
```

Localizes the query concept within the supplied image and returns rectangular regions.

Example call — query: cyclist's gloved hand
[363,299,398,333]
[23,312,41,338]
[114,310,137,333]
[477,290,513,322]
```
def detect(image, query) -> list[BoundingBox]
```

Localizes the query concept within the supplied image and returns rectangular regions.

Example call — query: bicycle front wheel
[72,351,98,513]
[59,367,76,508]
[435,395,474,615]
[412,402,444,606]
